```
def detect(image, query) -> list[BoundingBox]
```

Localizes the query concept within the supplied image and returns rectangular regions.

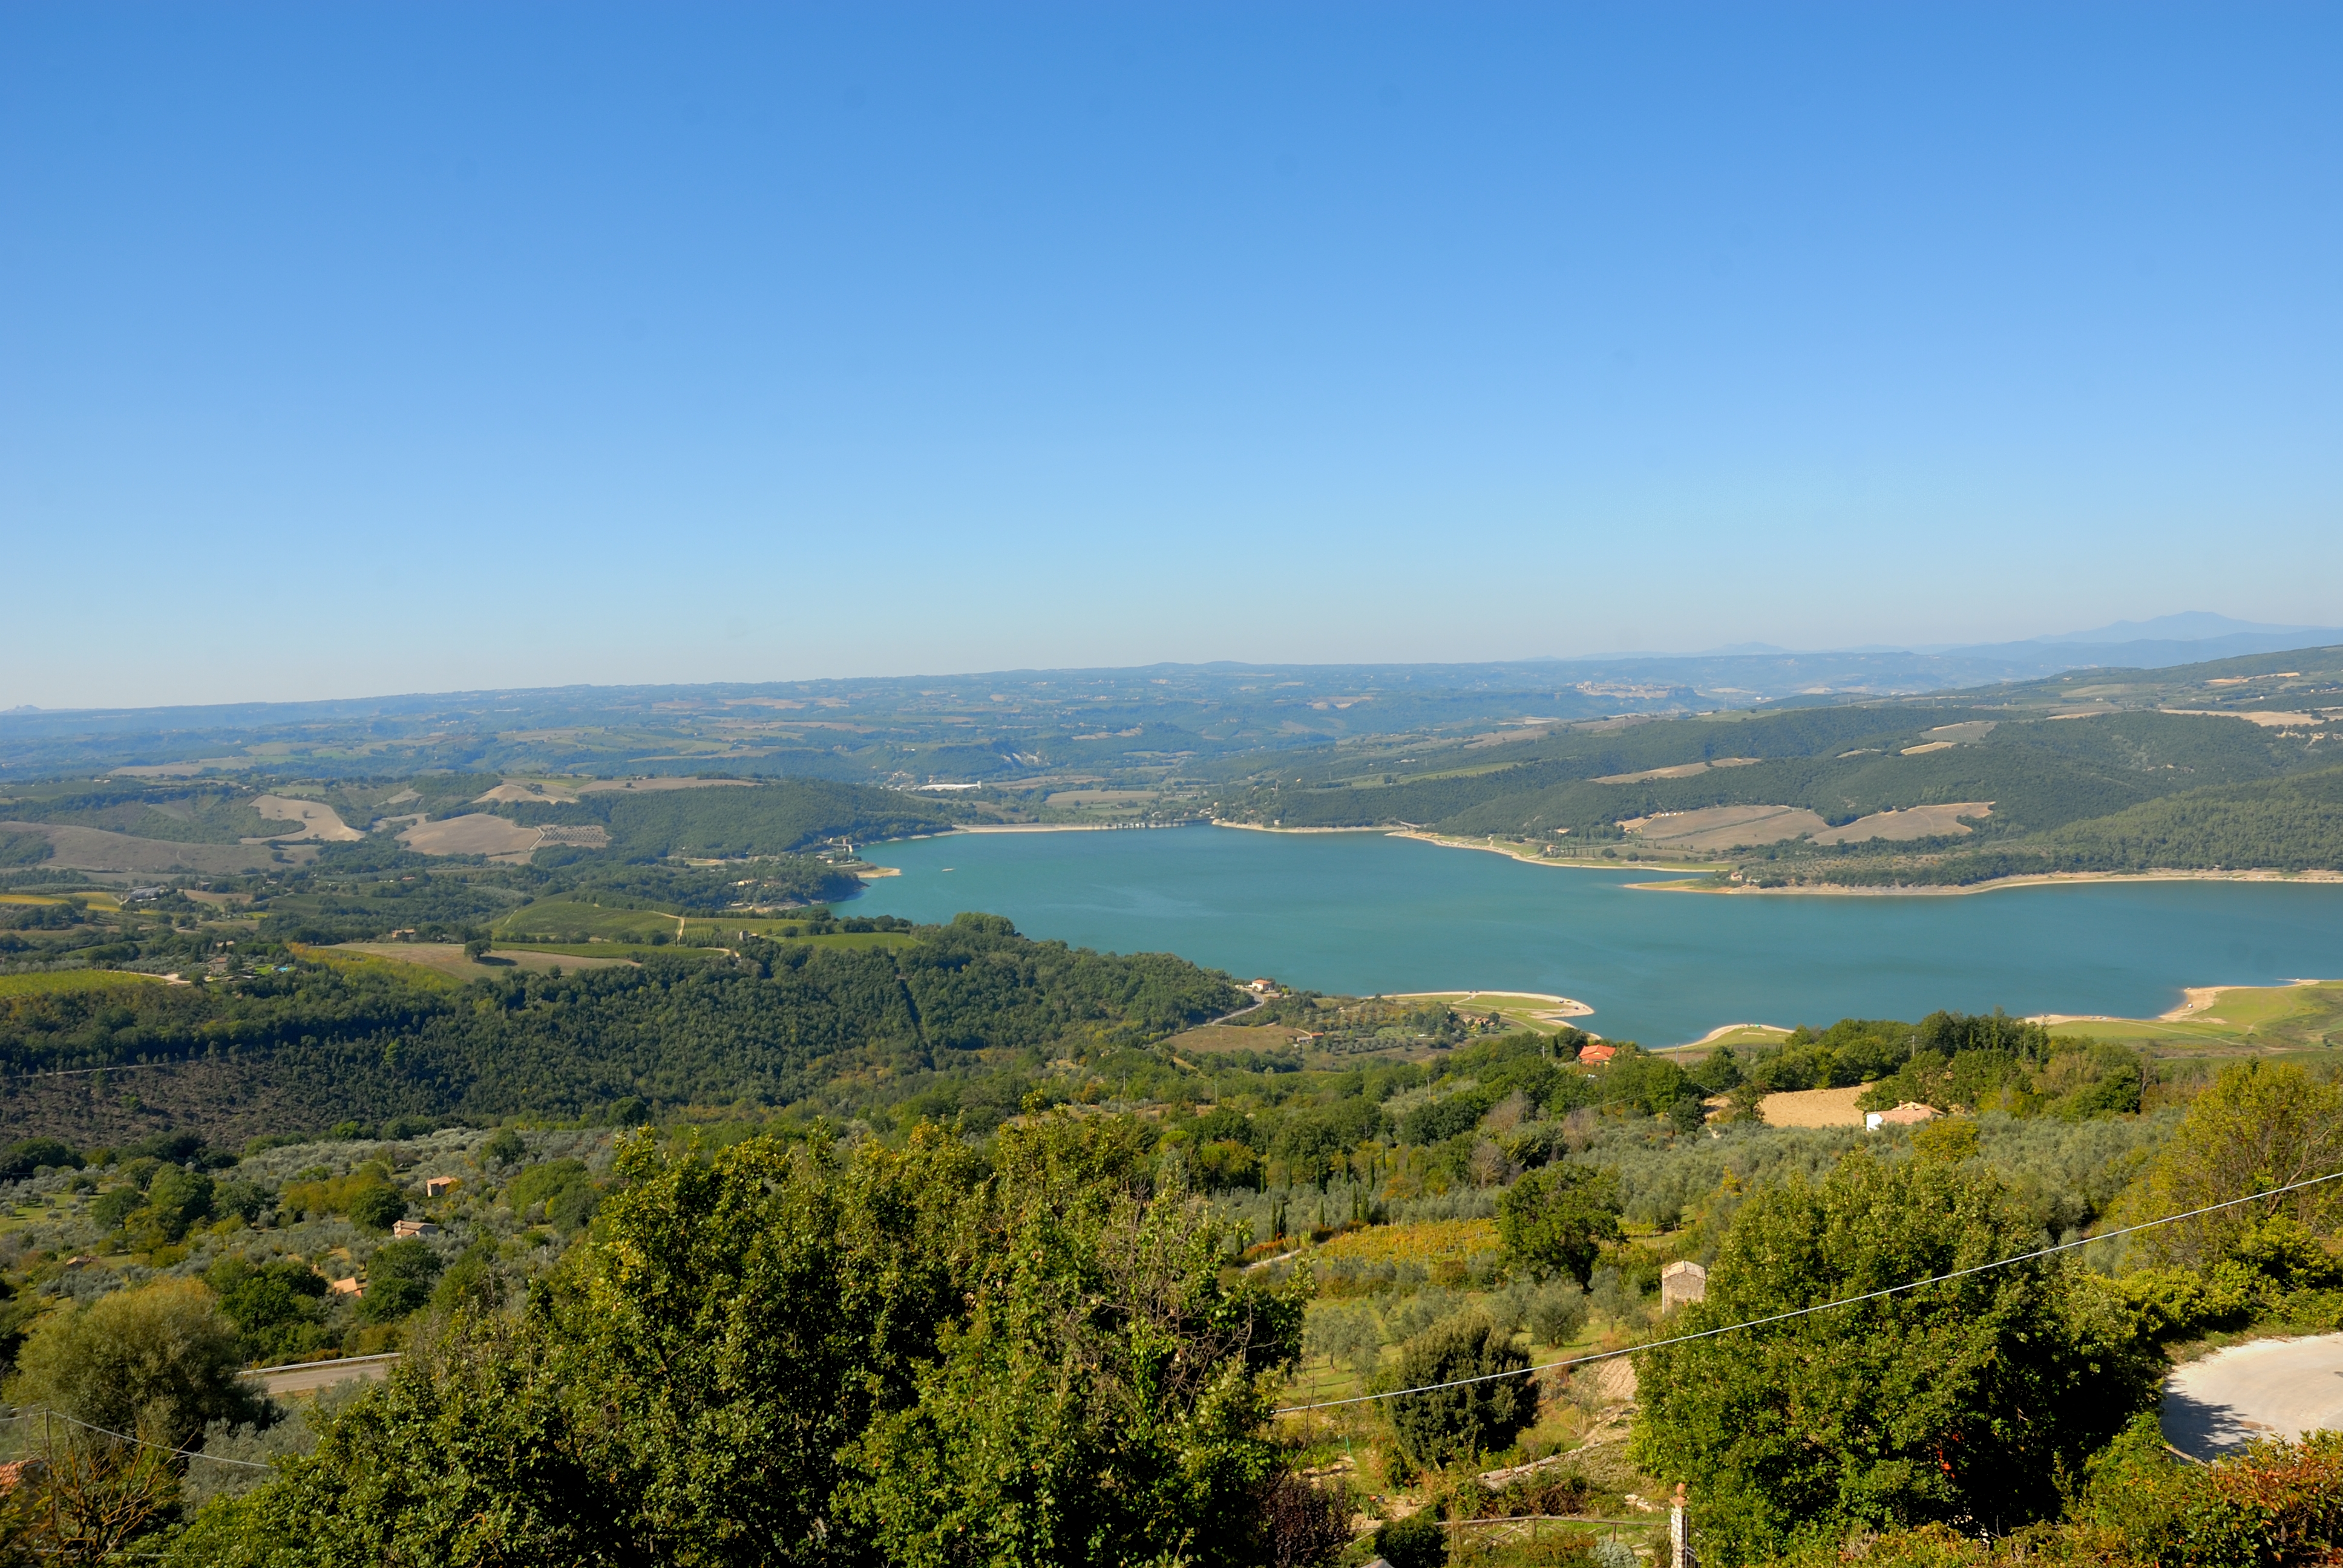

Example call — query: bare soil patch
[1593,757,1761,785]
[398,814,543,861]
[1810,802,1993,844]
[1760,1085,1868,1128]
[575,777,755,794]
[1165,1022,1314,1053]
[1899,741,1958,756]
[251,795,364,843]
[1620,804,1826,852]
[474,781,582,805]
[1920,720,1997,743]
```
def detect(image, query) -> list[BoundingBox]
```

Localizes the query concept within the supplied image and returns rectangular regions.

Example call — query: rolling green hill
[497,777,955,860]
[0,914,1244,1145]
[1206,647,2343,885]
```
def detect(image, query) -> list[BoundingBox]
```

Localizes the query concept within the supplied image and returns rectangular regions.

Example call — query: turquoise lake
[852,825,2343,1044]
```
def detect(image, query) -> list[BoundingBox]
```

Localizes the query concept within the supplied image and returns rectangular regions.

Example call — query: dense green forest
[0,915,1244,1143]
[1207,698,2343,882]
[500,778,955,860]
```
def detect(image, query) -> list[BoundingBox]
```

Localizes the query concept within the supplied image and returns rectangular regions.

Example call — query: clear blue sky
[4,3,2338,707]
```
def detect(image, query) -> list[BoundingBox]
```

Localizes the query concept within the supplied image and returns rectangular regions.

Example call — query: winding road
[2161,1334,2343,1459]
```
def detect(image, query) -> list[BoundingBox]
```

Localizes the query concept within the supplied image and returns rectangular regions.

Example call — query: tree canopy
[1630,1148,2161,1561]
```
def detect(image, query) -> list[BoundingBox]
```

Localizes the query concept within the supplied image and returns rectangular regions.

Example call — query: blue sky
[4,3,2338,707]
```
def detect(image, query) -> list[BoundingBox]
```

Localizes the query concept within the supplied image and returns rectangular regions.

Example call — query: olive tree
[1631,1149,2160,1562]
[2123,1060,2343,1269]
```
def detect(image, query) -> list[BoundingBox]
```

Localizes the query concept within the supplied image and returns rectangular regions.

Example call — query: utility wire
[1274,1165,2343,1415]
[5,1407,274,1469]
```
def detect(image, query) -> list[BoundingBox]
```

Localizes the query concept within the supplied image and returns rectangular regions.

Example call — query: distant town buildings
[423,1177,458,1198]
[391,1218,442,1239]
[1578,1043,1618,1065]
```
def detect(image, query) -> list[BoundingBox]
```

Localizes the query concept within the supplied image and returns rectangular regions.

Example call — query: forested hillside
[1204,648,2343,885]
[0,915,1242,1144]
[495,777,953,860]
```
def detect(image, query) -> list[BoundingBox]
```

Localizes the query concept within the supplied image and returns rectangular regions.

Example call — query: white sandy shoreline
[1637,867,2343,898]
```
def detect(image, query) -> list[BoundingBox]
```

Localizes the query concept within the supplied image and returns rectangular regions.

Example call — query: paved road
[2163,1334,2343,1458]
[249,1354,399,1399]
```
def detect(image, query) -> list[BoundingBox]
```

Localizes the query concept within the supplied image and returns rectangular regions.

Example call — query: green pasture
[0,969,164,998]
[2047,980,2343,1054]
[493,898,684,943]
[493,940,721,964]
[680,920,916,950]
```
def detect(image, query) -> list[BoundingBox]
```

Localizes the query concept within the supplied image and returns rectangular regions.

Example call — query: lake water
[853,825,2343,1044]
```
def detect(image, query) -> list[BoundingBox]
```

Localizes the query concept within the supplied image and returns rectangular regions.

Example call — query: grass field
[493,898,682,942]
[2042,979,2343,1056]
[1388,991,1594,1029]
[0,969,165,998]
[0,892,122,911]
[1666,1023,1794,1052]
[325,942,640,979]
[496,898,917,952]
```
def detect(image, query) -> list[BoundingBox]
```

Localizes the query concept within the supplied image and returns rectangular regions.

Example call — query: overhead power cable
[4,1406,274,1469]
[1274,1164,2343,1415]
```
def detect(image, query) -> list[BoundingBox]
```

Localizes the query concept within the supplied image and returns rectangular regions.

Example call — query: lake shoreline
[1636,867,2343,897]
[1203,822,2343,899]
[853,822,2343,1044]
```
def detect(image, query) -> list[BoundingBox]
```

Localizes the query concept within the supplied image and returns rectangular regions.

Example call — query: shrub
[142,1168,215,1243]
[358,1240,442,1323]
[1388,1312,1536,1470]
[1,1137,82,1180]
[1257,1472,1351,1567]
[347,1184,408,1233]
[1527,1279,1589,1347]
[1375,1512,1447,1568]
[206,1255,329,1364]
[1497,1165,1622,1287]
[6,1278,260,1445]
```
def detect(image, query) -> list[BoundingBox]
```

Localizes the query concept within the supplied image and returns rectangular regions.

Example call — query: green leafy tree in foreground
[1496,1162,1622,1287]
[7,1278,260,1448]
[166,1118,1308,1567]
[1630,1148,2161,1563]
[2121,1059,2343,1269]
[5,1280,263,1567]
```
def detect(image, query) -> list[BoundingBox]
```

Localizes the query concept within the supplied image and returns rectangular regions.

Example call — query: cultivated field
[398,813,543,860]
[1757,1085,1869,1126]
[251,794,364,842]
[1620,803,1827,852]
[0,969,166,999]
[1810,801,1993,844]
[1591,756,1761,785]
[327,942,635,979]
[0,821,302,874]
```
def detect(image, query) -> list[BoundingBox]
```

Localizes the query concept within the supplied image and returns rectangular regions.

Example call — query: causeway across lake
[854,825,2343,1045]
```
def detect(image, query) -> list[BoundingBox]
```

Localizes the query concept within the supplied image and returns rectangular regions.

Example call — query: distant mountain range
[1558,613,2343,697]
